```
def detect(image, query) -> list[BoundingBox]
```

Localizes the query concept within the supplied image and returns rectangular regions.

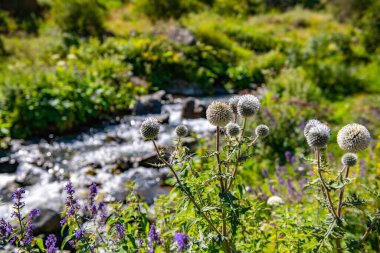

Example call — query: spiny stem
[216,127,225,192]
[226,117,247,191]
[215,127,231,253]
[315,149,339,219]
[337,166,350,217]
[152,140,222,237]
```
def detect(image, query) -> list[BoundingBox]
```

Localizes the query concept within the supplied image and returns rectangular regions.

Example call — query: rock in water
[181,98,206,119]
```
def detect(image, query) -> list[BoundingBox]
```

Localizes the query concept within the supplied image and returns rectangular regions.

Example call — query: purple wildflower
[61,181,80,226]
[11,188,26,219]
[173,232,189,252]
[285,151,292,163]
[148,224,161,252]
[148,224,160,246]
[285,179,296,198]
[75,229,83,240]
[23,209,41,245]
[87,183,98,218]
[269,184,277,195]
[262,168,269,178]
[45,234,58,253]
[275,172,285,185]
[115,223,125,239]
[0,218,13,241]
[98,202,108,222]
[68,240,75,247]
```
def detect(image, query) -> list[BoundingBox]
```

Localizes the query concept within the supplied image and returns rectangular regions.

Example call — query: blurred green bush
[52,0,106,37]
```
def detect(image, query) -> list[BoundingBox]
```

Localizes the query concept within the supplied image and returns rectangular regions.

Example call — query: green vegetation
[0,0,379,141]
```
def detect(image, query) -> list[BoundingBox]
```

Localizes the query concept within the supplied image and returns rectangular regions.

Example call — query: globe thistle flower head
[140,118,160,140]
[267,196,284,206]
[206,101,233,127]
[175,125,188,138]
[306,124,330,148]
[228,96,240,114]
[226,122,241,137]
[255,124,269,138]
[341,153,358,167]
[304,119,322,137]
[237,94,260,117]
[337,123,371,153]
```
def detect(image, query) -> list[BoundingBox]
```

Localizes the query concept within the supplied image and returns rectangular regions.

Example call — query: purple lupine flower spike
[262,168,269,178]
[23,209,41,245]
[174,232,189,252]
[11,188,26,219]
[88,183,98,217]
[75,229,83,240]
[115,223,125,239]
[45,234,58,253]
[61,181,80,226]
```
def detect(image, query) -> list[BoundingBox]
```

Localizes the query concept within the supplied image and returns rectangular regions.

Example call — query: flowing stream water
[0,97,225,224]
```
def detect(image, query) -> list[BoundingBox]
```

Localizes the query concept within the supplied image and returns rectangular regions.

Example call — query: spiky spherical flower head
[306,124,330,148]
[267,196,284,206]
[341,153,358,167]
[140,118,160,140]
[337,123,371,153]
[228,96,240,114]
[304,119,322,137]
[255,124,269,138]
[237,94,260,118]
[206,101,233,127]
[175,125,188,138]
[226,123,241,137]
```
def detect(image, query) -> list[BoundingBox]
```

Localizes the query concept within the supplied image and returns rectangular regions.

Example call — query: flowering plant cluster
[0,95,379,252]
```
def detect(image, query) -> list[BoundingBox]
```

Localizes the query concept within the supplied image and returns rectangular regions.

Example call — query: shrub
[212,0,265,16]
[361,2,380,54]
[52,0,106,37]
[135,0,204,21]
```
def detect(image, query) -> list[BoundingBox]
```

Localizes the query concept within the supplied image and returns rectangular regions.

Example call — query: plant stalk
[315,149,339,219]
[226,117,247,191]
[152,140,222,237]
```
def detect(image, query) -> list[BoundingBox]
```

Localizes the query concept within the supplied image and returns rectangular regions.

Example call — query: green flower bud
[306,124,330,148]
[341,153,358,167]
[228,96,240,114]
[175,125,188,137]
[304,119,322,137]
[140,118,160,140]
[237,94,260,118]
[255,124,269,138]
[226,122,241,137]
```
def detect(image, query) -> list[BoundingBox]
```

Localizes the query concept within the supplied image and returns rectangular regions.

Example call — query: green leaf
[35,237,45,251]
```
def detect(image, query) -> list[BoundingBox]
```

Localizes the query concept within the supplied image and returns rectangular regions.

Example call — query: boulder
[133,90,166,115]
[168,27,195,45]
[0,157,18,173]
[33,209,61,235]
[102,167,167,204]
[181,97,206,119]
[15,163,51,186]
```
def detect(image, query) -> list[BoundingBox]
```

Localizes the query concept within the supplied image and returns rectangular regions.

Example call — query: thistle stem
[337,166,350,217]
[226,117,247,191]
[152,140,222,237]
[315,149,339,219]
[215,127,231,253]
[216,127,225,191]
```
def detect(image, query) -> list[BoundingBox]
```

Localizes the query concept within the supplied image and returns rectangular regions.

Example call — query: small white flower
[267,196,284,206]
